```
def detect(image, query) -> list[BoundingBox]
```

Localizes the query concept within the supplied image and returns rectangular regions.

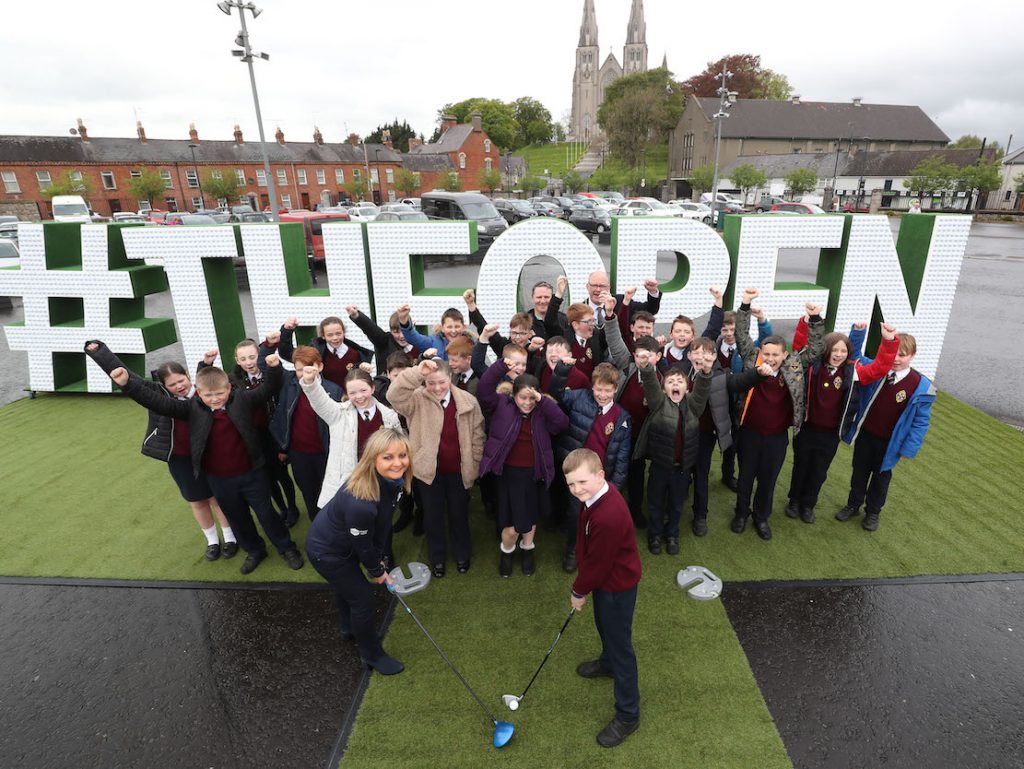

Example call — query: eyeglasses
[587,282,610,290]
[577,319,597,327]
[510,330,530,338]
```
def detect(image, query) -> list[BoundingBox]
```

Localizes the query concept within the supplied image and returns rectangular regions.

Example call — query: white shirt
[720,341,736,357]
[439,392,452,409]
[585,482,610,508]
[889,368,911,384]
[598,401,615,415]
[575,335,589,348]
[358,403,378,421]
[401,343,414,354]
[666,345,685,361]
[329,343,349,359]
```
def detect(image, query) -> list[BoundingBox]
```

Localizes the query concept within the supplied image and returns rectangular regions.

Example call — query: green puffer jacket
[632,363,712,470]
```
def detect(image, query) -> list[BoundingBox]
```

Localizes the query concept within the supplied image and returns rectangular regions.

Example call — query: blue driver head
[493,720,515,748]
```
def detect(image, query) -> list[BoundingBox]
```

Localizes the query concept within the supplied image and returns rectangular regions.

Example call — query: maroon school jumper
[806,365,847,431]
[355,408,384,457]
[203,410,252,477]
[617,370,652,440]
[571,338,595,379]
[862,370,921,439]
[572,485,642,597]
[290,394,325,453]
[717,344,735,371]
[583,404,622,462]
[505,415,535,468]
[436,396,462,474]
[172,417,191,456]
[743,374,792,436]
[321,345,360,386]
[540,364,590,394]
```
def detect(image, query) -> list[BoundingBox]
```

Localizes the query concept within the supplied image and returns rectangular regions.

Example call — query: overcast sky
[1,1,1021,153]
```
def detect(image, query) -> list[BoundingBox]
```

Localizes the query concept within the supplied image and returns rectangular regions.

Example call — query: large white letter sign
[476,218,605,333]
[723,215,841,332]
[818,214,970,379]
[365,221,479,332]
[1,222,174,392]
[243,221,374,352]
[612,217,732,320]
[122,225,245,371]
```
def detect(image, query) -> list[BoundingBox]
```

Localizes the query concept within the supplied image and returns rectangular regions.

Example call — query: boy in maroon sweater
[565,448,642,749]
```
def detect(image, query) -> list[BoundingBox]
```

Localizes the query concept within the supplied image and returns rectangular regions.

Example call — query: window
[130,170,142,179]
[165,197,178,212]
[484,140,491,153]
[370,168,379,184]
[316,168,326,185]
[235,169,245,184]
[137,200,151,212]
[160,170,173,189]
[217,197,227,207]
[36,171,52,190]
[70,171,83,182]
[186,170,199,188]
[191,196,202,210]
[2,171,20,193]
[1006,190,1013,202]
[276,169,287,186]
[388,190,396,202]
[256,169,267,187]
[335,168,345,185]
[484,158,492,172]
[386,168,394,184]
[353,169,361,182]
[458,152,466,169]
[297,169,307,185]
[211,170,223,181]
[281,193,292,209]
[101,171,116,190]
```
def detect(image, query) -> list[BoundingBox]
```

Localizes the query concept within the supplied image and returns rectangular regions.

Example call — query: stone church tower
[570,0,648,141]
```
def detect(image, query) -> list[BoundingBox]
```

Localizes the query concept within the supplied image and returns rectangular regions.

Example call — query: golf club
[501,608,576,711]
[385,570,515,749]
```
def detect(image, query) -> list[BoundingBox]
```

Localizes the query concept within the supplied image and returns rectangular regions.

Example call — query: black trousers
[261,432,296,511]
[692,430,718,519]
[289,449,327,520]
[416,473,471,566]
[310,553,384,662]
[647,463,689,538]
[847,430,894,515]
[720,421,738,480]
[626,457,647,518]
[787,426,841,510]
[206,468,295,556]
[593,585,640,723]
[735,428,789,523]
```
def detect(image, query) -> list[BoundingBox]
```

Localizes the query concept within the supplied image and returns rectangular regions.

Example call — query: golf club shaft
[392,591,499,723]
[519,608,576,700]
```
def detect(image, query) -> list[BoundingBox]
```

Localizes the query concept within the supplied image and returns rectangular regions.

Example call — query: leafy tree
[513,97,554,147]
[597,68,684,167]
[394,168,421,198]
[202,168,241,203]
[432,171,462,192]
[552,122,567,143]
[587,165,621,191]
[903,154,957,206]
[730,163,768,204]
[681,54,792,100]
[784,167,818,197]
[42,169,93,199]
[344,178,368,202]
[688,163,715,193]
[562,169,583,193]
[365,119,418,153]
[1015,172,1024,195]
[478,168,502,194]
[519,175,545,194]
[622,169,644,196]
[127,169,166,207]
[434,98,518,150]
[948,134,1003,158]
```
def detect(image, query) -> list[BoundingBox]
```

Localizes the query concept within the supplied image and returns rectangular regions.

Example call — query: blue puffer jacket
[270,373,344,452]
[842,365,935,472]
[550,362,632,488]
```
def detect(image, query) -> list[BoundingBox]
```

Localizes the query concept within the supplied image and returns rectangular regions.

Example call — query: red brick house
[407,111,502,191]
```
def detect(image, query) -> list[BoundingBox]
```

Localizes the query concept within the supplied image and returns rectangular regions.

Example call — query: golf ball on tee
[509,699,519,711]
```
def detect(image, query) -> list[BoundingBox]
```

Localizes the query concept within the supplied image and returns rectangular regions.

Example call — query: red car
[770,202,826,214]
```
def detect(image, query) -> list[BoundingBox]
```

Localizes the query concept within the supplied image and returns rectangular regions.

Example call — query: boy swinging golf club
[563,448,643,748]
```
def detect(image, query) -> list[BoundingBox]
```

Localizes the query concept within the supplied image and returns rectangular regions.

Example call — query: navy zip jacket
[269,374,344,452]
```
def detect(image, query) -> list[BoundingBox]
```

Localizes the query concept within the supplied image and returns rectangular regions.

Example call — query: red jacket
[572,485,642,596]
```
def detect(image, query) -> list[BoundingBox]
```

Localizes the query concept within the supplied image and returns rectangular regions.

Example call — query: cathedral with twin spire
[570,0,653,142]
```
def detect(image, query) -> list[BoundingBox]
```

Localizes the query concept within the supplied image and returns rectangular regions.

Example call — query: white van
[51,195,91,223]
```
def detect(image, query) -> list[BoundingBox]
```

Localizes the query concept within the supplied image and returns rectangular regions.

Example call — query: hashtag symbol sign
[0,222,175,393]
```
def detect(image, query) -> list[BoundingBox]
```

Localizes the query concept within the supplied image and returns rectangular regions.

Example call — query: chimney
[408,137,423,150]
[189,122,199,143]
[347,132,360,146]
[852,97,862,107]
[382,128,393,149]
[440,114,457,131]
[137,120,147,143]
[470,111,482,132]
[76,118,89,142]
[313,126,324,145]
[274,126,285,145]
[790,95,801,105]
[233,124,244,144]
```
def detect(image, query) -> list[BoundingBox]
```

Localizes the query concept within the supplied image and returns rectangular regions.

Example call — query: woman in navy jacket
[305,427,412,675]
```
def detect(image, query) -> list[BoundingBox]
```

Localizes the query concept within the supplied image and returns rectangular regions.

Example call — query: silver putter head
[501,694,521,711]
[676,565,723,601]
[388,562,432,596]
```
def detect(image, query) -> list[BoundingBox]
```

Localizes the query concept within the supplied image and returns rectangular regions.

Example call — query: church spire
[622,0,648,74]
[578,0,598,48]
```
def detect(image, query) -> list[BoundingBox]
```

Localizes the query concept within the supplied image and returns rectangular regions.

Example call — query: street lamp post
[188,142,204,210]
[374,148,383,204]
[709,65,736,224]
[218,0,279,221]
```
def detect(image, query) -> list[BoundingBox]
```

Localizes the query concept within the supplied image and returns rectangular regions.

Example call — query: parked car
[375,211,429,222]
[842,200,871,213]
[231,204,256,217]
[770,202,826,215]
[493,198,537,224]
[111,212,147,223]
[754,196,787,213]
[668,201,714,224]
[0,239,19,269]
[0,222,20,243]
[195,209,231,224]
[569,206,612,234]
[610,207,650,217]
[399,197,422,210]
[700,191,742,206]
[591,190,625,204]
[51,195,91,223]
[164,214,217,226]
[346,204,380,222]
[531,196,575,219]
[530,201,561,217]
[234,212,270,223]
[145,210,169,223]
[0,215,18,225]
[620,198,685,217]
[279,210,351,262]
[379,203,415,213]
[420,191,507,242]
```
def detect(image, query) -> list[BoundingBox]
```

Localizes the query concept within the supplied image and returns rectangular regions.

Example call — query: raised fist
[359,362,374,373]
[853,321,867,331]
[751,307,766,322]
[741,287,759,304]
[528,336,545,352]
[300,365,319,384]
[655,334,667,347]
[346,305,359,318]
[601,292,617,314]
[110,367,129,386]
[422,347,438,359]
[805,302,823,317]
[283,317,298,330]
[556,275,569,296]
[203,349,219,365]
[396,304,411,324]
[881,322,897,341]
[709,285,723,303]
[265,353,281,367]
[643,278,659,294]
[86,342,99,352]
[265,330,281,347]
[623,287,637,304]
[462,289,476,306]
[561,355,577,366]
[482,323,499,340]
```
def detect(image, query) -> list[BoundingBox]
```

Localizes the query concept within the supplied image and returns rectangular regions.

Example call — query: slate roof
[410,124,474,155]
[722,153,840,179]
[723,147,998,179]
[692,98,950,143]
[1003,146,1024,165]
[399,153,453,172]
[0,135,403,165]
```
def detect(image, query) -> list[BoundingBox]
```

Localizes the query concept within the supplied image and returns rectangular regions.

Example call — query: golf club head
[388,562,432,596]
[493,720,515,748]
[676,565,723,601]
[501,694,521,711]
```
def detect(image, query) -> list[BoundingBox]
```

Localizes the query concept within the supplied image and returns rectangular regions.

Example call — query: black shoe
[283,507,300,528]
[204,543,221,561]
[283,547,304,570]
[521,548,535,576]
[562,548,577,573]
[730,513,748,534]
[432,563,446,578]
[862,512,880,531]
[457,560,470,574]
[221,541,239,559]
[721,476,738,492]
[692,517,708,537]
[800,506,817,524]
[784,500,800,519]
[392,507,414,533]
[835,504,860,522]
[754,521,773,541]
[576,659,613,679]
[666,537,680,555]
[499,550,514,578]
[239,551,267,575]
[647,535,662,555]
[363,654,404,676]
[597,717,640,748]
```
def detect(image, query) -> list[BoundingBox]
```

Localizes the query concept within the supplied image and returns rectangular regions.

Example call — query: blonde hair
[562,448,603,476]
[898,333,917,357]
[345,428,413,501]
[196,366,230,391]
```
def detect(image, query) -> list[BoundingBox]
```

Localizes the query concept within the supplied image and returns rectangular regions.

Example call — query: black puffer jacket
[632,363,711,470]
[277,326,374,368]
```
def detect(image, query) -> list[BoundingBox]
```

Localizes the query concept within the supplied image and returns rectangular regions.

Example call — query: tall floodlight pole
[709,66,735,224]
[218,1,279,221]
